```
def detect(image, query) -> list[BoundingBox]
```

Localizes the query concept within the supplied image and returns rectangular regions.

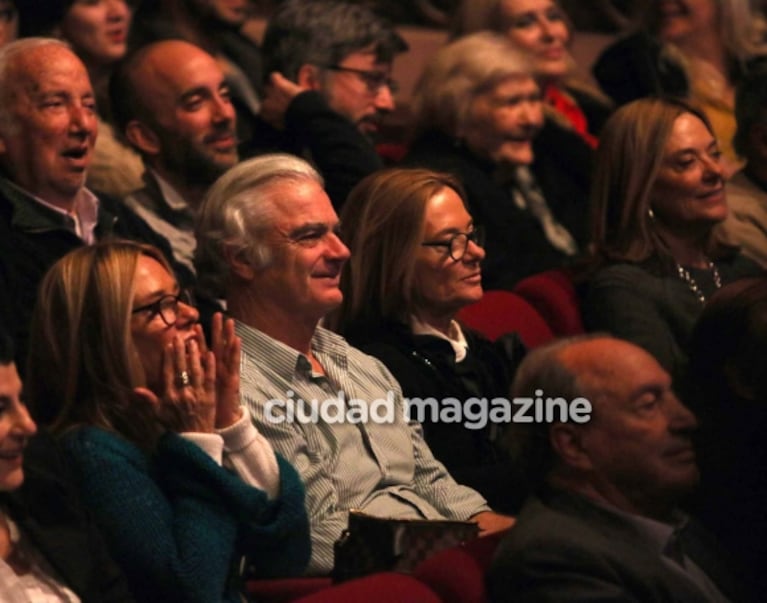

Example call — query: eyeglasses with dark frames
[131,290,195,327]
[321,65,399,95]
[421,228,485,262]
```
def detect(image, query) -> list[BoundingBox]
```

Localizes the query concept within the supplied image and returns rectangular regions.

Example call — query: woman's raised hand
[134,334,217,433]
[209,313,243,429]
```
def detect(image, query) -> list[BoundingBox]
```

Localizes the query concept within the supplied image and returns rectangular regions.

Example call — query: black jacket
[348,320,528,513]
[0,179,181,371]
[405,121,592,289]
[242,91,383,210]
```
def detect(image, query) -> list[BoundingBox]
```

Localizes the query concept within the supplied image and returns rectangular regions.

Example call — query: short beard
[159,133,237,189]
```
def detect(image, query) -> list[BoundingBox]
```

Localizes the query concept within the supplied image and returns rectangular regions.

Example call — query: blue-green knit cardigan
[61,427,310,603]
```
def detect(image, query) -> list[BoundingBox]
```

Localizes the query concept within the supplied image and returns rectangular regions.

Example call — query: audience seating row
[246,531,508,602]
[246,532,505,603]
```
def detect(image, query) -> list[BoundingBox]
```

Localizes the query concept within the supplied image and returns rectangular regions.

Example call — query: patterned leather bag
[332,510,479,582]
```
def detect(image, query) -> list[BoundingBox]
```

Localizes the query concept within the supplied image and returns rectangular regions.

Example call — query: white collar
[410,315,469,362]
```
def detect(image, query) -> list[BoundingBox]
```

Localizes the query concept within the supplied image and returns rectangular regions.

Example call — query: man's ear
[125,120,161,156]
[550,423,593,471]
[296,64,322,91]
[224,246,256,281]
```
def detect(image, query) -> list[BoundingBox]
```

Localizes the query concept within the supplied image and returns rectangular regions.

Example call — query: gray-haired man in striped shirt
[195,154,515,574]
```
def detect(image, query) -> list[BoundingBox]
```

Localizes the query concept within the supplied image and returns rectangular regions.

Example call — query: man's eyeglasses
[131,290,195,327]
[421,229,485,262]
[321,65,399,95]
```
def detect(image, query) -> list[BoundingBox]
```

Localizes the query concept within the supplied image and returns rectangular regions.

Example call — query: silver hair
[0,37,71,130]
[194,153,324,296]
[410,32,534,140]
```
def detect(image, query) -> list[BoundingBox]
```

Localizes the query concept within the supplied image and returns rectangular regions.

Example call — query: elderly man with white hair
[0,37,175,370]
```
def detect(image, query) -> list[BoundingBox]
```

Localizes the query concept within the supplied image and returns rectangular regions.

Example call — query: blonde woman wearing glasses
[25,240,310,602]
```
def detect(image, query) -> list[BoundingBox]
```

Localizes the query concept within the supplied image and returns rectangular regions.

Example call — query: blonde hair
[27,241,172,450]
[328,168,467,334]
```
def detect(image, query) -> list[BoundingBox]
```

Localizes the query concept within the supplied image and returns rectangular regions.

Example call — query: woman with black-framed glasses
[24,240,310,602]
[327,168,528,515]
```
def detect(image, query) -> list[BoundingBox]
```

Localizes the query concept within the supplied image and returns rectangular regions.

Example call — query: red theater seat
[513,269,584,336]
[247,573,440,603]
[458,290,554,347]
[413,531,508,603]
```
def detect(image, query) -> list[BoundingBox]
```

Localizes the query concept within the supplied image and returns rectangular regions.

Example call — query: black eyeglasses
[321,65,399,95]
[131,290,195,327]
[421,228,485,262]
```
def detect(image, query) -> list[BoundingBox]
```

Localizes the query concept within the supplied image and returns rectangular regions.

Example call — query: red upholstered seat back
[513,269,584,336]
[457,290,554,348]
[412,530,509,603]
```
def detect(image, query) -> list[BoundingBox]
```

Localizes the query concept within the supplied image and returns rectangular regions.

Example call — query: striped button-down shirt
[237,321,489,574]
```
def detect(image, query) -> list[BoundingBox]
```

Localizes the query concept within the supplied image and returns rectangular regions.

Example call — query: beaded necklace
[675,261,722,304]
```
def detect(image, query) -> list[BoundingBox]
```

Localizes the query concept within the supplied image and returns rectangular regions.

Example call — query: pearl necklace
[675,261,722,304]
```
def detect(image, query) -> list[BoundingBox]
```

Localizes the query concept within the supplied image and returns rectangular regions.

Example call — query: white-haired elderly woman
[450,0,612,148]
[594,0,767,174]
[405,32,591,290]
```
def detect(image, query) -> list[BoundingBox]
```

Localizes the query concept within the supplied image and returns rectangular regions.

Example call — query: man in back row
[194,154,513,575]
[0,38,174,369]
[111,39,239,277]
[249,0,407,208]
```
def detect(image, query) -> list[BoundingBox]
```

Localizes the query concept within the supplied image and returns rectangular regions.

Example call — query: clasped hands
[134,313,242,434]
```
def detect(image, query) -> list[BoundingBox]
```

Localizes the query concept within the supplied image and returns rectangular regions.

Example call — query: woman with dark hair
[0,328,135,601]
[25,240,310,602]
[329,167,527,514]
[581,96,762,381]
[685,276,767,596]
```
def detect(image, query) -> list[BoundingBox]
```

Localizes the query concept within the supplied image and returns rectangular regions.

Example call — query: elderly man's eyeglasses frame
[131,290,195,327]
[421,229,485,262]
[321,65,399,95]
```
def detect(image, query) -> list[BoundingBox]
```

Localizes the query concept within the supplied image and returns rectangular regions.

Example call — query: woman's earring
[648,207,655,220]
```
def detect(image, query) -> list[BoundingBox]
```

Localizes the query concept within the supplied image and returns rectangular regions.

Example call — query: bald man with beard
[112,40,239,277]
